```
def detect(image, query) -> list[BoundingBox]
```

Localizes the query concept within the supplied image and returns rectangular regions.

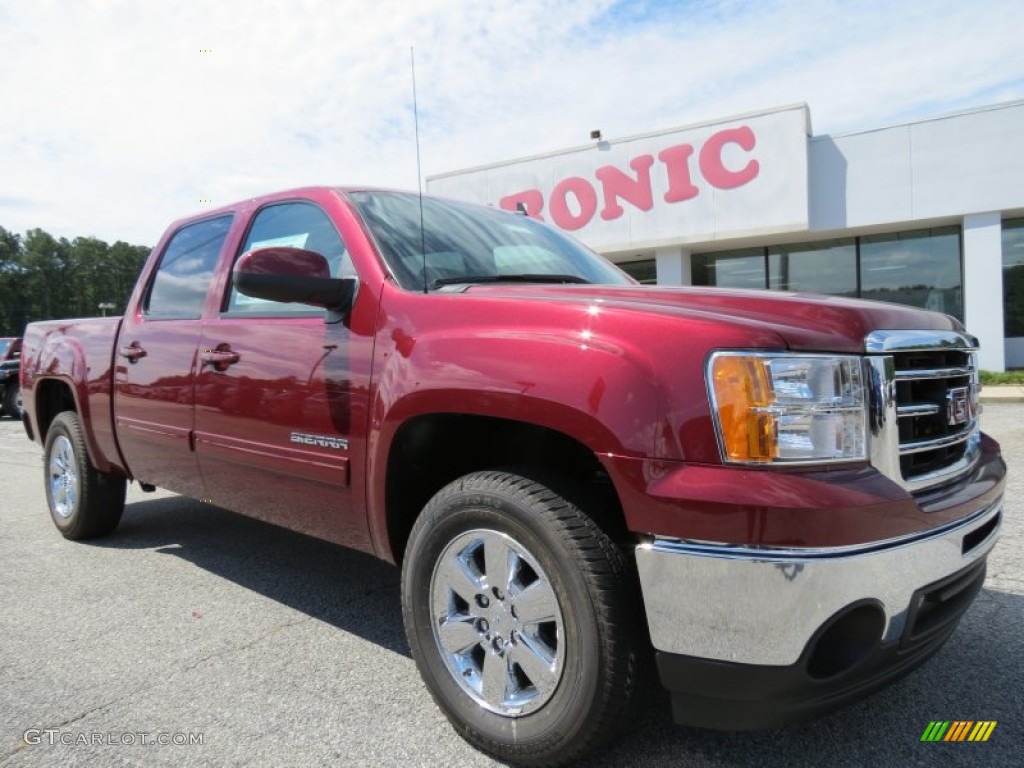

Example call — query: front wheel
[401,471,644,766]
[44,411,126,540]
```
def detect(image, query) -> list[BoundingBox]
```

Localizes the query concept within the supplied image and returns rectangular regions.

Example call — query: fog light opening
[806,602,885,680]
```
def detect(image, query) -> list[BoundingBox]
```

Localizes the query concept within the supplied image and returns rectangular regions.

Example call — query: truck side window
[144,215,233,319]
[225,202,354,315]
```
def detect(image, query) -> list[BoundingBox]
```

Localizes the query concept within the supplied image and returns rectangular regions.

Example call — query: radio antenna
[410,46,428,294]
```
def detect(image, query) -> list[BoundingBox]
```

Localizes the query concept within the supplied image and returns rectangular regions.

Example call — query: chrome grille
[865,331,981,492]
[893,348,977,478]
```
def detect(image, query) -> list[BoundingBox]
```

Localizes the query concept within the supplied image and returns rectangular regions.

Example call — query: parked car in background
[0,337,22,418]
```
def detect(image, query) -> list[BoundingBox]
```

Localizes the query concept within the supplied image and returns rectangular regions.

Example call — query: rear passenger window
[145,215,233,319]
[225,202,354,315]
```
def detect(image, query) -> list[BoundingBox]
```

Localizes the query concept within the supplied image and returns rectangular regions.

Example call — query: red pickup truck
[21,187,1005,765]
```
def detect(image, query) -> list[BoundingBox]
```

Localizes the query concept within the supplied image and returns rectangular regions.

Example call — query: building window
[692,248,766,289]
[860,227,961,319]
[768,239,856,296]
[618,259,656,284]
[692,226,964,321]
[1002,219,1024,337]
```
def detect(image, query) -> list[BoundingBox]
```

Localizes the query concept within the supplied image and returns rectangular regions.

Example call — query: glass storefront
[860,227,961,318]
[618,259,657,284]
[691,248,766,290]
[693,226,964,320]
[1002,219,1024,336]
[768,239,856,296]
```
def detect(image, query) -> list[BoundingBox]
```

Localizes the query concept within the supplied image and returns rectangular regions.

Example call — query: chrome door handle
[199,347,240,371]
[119,343,147,362]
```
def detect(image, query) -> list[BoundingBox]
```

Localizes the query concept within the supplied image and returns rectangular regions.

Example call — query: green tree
[68,237,113,318]
[106,241,150,314]
[0,226,151,335]
[0,226,27,335]
[20,229,73,321]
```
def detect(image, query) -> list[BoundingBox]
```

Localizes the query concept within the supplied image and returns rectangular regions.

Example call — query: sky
[1,0,1023,247]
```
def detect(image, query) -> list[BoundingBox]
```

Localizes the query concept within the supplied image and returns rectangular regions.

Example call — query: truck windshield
[346,190,633,291]
[0,340,11,358]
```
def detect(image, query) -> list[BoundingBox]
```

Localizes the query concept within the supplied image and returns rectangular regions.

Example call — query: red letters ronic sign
[499,125,760,231]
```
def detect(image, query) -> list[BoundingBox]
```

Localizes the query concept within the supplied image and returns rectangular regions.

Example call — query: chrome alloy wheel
[49,435,79,519]
[429,529,565,716]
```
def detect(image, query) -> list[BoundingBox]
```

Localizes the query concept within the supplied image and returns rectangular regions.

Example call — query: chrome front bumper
[635,497,1002,667]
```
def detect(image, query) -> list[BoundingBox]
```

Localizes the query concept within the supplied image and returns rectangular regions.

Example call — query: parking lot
[1,406,1021,767]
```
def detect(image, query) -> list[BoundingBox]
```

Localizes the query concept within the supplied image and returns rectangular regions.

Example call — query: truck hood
[461,283,963,353]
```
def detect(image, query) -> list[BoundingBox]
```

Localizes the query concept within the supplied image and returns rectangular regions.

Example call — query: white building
[428,101,1024,371]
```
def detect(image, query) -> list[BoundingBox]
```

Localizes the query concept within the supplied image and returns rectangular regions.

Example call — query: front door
[193,201,375,550]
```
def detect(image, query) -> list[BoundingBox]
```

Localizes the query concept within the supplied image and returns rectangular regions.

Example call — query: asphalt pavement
[0,407,1021,767]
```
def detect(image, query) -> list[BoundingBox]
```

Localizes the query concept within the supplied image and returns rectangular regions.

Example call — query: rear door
[193,199,375,550]
[113,214,234,496]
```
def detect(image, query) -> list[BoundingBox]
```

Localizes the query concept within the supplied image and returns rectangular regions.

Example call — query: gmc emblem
[947,386,971,426]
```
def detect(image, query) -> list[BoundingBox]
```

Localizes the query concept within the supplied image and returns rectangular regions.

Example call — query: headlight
[708,352,866,464]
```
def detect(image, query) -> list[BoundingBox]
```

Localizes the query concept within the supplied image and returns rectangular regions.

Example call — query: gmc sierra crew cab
[20,187,1005,765]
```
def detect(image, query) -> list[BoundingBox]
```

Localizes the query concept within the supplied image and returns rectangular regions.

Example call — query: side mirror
[233,247,356,323]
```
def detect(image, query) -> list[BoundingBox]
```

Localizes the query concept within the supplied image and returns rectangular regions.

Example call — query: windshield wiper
[431,274,591,288]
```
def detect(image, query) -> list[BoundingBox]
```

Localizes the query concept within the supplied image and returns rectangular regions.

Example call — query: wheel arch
[32,376,114,474]
[33,376,80,441]
[377,411,631,566]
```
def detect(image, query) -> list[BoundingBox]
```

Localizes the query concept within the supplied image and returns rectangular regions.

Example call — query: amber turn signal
[710,355,777,462]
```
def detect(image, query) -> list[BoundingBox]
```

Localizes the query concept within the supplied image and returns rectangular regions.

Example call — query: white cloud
[0,0,1021,245]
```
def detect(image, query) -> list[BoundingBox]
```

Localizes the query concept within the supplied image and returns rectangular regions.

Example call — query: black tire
[43,411,126,540]
[401,470,643,766]
[1,382,18,418]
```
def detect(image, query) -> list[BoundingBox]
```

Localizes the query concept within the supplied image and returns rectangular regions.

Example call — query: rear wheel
[44,411,126,540]
[401,470,643,766]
